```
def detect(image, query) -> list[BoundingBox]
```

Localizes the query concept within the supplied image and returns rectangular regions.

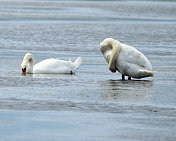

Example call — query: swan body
[21,53,82,75]
[100,38,153,80]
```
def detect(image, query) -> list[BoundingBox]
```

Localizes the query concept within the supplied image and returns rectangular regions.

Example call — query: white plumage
[100,38,154,80]
[21,53,82,75]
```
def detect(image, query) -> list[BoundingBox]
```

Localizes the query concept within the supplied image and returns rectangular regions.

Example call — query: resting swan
[21,53,82,75]
[100,38,154,80]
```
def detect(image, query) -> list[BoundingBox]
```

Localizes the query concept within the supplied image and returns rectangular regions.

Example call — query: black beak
[22,68,26,75]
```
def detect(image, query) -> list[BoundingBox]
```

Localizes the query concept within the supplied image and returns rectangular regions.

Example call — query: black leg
[128,76,131,80]
[122,74,125,80]
[70,71,73,75]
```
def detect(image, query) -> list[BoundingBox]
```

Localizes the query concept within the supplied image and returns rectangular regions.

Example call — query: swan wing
[33,59,74,74]
[120,43,152,71]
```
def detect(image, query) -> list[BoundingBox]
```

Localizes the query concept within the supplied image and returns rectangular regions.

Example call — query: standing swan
[100,38,153,80]
[21,53,82,75]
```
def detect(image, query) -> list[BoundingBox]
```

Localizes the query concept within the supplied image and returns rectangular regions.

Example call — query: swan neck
[27,62,33,73]
[109,40,121,73]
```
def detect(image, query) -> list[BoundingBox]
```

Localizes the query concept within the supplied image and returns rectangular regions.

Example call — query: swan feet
[122,74,131,80]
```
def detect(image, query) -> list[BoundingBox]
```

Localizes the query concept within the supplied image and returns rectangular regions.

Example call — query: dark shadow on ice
[21,73,77,79]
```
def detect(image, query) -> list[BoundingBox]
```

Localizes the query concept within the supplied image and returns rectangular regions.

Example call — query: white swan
[100,38,154,80]
[21,53,82,75]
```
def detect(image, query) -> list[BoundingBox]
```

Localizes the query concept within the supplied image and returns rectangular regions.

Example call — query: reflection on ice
[100,79,153,103]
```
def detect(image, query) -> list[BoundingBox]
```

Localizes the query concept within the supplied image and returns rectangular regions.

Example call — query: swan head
[21,53,34,75]
[100,38,120,53]
[100,38,115,47]
[100,38,120,46]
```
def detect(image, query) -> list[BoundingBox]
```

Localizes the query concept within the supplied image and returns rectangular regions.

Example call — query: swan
[21,53,82,75]
[100,38,154,80]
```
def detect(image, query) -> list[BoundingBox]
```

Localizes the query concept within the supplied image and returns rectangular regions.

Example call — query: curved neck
[109,40,121,73]
[27,60,34,74]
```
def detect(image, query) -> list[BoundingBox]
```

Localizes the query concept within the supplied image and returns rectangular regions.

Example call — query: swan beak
[22,68,26,76]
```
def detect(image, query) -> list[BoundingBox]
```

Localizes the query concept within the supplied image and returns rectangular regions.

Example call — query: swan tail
[134,70,154,79]
[144,70,154,77]
[74,57,82,69]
